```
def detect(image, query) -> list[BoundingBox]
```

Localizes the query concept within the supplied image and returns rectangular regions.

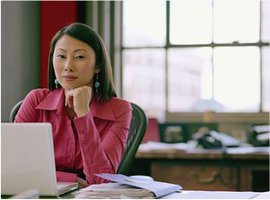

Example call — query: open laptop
[1,123,78,197]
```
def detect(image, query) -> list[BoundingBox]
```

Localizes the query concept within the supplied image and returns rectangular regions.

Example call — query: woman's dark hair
[48,22,117,102]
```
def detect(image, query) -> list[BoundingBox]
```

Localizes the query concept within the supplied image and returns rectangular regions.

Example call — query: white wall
[1,1,40,122]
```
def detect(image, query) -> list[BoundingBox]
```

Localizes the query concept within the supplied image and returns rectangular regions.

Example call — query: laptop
[1,123,78,197]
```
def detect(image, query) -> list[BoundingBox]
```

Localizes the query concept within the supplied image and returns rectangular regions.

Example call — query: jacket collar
[35,88,116,121]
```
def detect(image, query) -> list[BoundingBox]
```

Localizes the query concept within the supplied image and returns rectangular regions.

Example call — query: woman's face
[53,35,100,90]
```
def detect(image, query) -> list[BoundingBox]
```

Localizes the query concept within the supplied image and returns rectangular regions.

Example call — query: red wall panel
[40,1,77,88]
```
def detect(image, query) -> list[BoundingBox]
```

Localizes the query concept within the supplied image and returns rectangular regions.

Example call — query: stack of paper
[98,173,181,198]
[138,141,191,152]
[74,174,182,199]
[75,182,154,199]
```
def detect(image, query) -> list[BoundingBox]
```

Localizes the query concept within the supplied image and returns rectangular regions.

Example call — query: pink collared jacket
[15,88,132,185]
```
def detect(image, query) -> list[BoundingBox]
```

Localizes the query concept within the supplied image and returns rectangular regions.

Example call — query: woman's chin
[61,83,76,90]
[62,83,90,90]
[62,86,74,90]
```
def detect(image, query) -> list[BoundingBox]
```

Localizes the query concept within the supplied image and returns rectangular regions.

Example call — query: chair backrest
[10,101,148,175]
[117,102,148,175]
[9,100,23,122]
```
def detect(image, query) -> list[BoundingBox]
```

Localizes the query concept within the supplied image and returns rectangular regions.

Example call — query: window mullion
[259,0,263,112]
[165,0,170,114]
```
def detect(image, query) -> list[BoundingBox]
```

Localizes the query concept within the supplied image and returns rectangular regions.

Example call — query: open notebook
[1,123,78,197]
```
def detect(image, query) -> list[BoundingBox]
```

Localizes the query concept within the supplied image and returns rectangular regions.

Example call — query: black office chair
[117,102,148,175]
[9,100,23,122]
[10,101,148,175]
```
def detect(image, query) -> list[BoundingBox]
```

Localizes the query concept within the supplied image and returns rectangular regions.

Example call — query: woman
[15,23,132,186]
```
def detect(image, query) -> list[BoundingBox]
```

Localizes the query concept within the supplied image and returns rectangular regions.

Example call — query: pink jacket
[15,88,132,185]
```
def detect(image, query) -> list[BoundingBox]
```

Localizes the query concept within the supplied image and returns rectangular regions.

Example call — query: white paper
[161,190,260,199]
[95,173,182,198]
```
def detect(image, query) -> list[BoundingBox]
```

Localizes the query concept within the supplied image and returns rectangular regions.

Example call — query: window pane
[214,0,260,43]
[262,0,270,42]
[214,47,260,112]
[123,49,166,117]
[170,0,212,44]
[168,48,212,112]
[123,0,166,47]
[262,47,270,112]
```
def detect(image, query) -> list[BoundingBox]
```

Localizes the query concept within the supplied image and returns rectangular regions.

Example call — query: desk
[162,190,269,199]
[4,189,268,199]
[69,189,268,199]
[131,147,269,192]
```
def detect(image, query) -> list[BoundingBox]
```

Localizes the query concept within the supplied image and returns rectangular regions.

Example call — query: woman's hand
[65,86,92,117]
[76,177,88,189]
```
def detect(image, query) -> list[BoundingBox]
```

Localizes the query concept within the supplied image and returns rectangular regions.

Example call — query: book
[94,173,182,198]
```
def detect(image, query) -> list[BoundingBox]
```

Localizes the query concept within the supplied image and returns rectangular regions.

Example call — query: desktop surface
[2,188,268,199]
[132,145,269,192]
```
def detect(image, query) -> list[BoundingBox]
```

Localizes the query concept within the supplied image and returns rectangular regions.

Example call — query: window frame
[121,0,270,120]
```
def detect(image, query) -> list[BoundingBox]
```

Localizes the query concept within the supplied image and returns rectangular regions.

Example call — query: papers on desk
[138,141,270,155]
[162,190,260,199]
[75,173,182,199]
[138,141,195,151]
[225,146,270,154]
[75,182,155,199]
[96,173,182,198]
[252,191,270,199]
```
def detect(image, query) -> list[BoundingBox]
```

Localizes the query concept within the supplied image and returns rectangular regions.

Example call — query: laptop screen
[1,123,59,195]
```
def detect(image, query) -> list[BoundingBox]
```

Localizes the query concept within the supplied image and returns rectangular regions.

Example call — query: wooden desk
[3,188,268,199]
[131,147,269,192]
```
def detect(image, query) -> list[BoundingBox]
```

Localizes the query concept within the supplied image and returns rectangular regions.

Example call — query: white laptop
[1,123,78,197]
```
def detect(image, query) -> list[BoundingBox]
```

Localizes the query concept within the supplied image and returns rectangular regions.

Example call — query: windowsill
[166,112,269,123]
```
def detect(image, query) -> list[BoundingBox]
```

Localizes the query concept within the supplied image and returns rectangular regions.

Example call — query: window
[122,0,270,116]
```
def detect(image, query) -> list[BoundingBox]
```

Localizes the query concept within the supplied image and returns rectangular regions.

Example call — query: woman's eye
[56,54,65,59]
[75,55,85,60]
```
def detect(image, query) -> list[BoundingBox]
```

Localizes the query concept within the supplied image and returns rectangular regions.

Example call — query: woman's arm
[73,100,132,185]
[15,89,80,183]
